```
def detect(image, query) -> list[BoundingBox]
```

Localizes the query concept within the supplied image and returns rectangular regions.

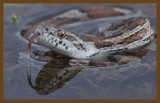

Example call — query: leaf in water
[12,13,19,24]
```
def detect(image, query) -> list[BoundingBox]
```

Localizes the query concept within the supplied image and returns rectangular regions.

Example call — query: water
[3,4,156,99]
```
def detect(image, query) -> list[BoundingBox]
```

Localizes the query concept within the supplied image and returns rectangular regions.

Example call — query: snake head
[28,24,98,59]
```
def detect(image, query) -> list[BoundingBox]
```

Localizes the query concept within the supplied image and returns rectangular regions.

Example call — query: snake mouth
[28,33,40,54]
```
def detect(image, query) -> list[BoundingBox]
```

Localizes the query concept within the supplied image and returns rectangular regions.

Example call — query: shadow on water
[4,4,156,99]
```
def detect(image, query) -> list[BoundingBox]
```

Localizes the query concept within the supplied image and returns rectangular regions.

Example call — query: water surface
[3,4,156,99]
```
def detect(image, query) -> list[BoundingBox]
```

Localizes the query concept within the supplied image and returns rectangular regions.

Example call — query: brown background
[0,0,159,103]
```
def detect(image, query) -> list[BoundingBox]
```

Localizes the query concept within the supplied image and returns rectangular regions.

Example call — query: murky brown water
[4,4,156,99]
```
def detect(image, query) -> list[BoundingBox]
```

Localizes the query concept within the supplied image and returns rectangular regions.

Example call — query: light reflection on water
[4,4,156,99]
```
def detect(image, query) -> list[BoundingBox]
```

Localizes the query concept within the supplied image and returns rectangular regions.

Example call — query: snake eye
[57,29,66,38]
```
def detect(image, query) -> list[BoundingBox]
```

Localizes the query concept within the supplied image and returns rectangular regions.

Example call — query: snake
[20,5,156,95]
[21,5,155,66]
